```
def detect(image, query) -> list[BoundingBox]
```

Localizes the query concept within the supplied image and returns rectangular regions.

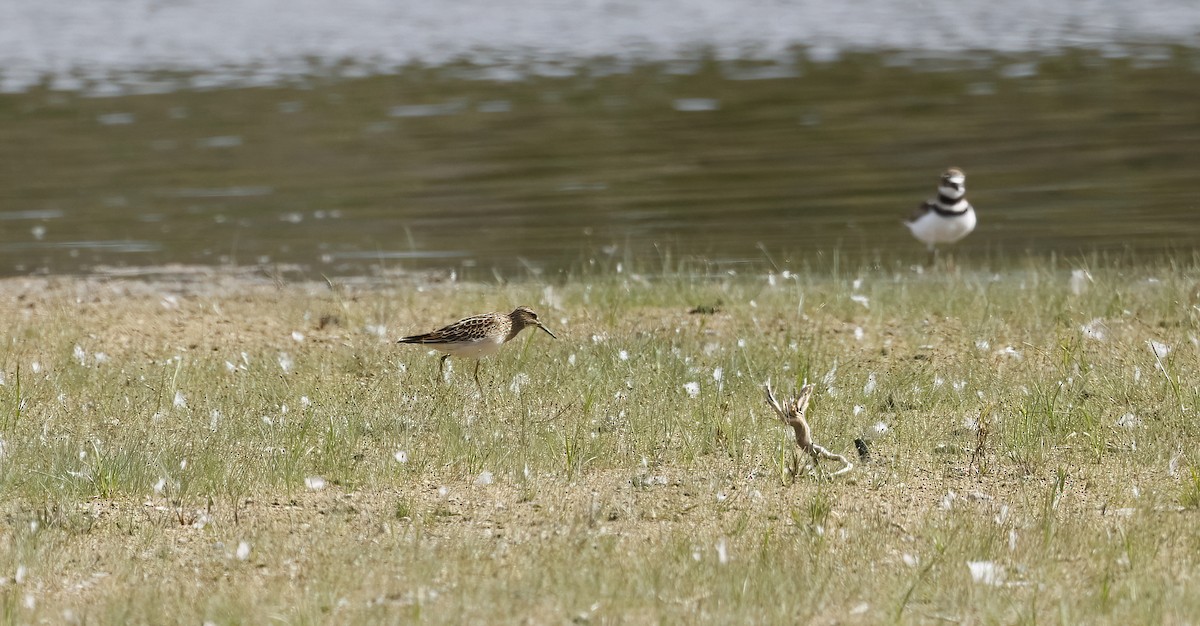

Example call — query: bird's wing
[906,201,935,224]
[397,313,498,344]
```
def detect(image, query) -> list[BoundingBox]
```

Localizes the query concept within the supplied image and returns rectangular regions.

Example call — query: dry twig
[763,380,853,479]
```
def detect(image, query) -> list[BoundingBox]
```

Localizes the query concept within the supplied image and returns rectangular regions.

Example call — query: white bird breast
[438,335,507,358]
[907,206,977,245]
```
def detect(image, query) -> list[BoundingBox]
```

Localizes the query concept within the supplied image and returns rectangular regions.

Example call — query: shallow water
[6,0,1200,95]
[1,49,1199,278]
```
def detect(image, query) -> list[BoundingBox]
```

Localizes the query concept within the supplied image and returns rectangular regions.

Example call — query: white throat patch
[938,184,965,199]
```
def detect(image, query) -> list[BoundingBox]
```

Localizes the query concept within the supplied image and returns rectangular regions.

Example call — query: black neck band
[938,193,963,205]
[931,199,969,217]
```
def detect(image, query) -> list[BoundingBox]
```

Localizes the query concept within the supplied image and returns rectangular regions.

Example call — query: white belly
[436,336,506,359]
[906,207,976,246]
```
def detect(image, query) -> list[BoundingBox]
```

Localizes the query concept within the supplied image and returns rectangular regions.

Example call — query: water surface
[1,50,1198,277]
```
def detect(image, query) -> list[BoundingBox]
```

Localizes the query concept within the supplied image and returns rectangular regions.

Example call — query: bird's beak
[537,322,557,339]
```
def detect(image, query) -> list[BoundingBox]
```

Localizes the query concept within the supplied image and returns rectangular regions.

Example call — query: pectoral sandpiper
[904,168,977,266]
[397,306,556,387]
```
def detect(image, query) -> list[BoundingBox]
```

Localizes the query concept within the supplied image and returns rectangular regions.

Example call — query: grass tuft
[0,259,1197,622]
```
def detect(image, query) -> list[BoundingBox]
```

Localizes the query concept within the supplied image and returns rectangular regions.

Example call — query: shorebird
[397,306,556,388]
[904,168,977,266]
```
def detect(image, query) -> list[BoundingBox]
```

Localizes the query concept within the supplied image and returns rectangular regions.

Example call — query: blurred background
[0,0,1197,278]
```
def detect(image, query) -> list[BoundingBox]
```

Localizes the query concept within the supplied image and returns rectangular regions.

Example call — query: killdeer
[904,168,976,265]
[397,306,556,388]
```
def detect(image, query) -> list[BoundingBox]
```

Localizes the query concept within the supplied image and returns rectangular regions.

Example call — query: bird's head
[938,168,967,199]
[510,306,557,339]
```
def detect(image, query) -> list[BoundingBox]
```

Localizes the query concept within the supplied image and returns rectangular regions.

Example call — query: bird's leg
[926,245,938,269]
[473,360,483,394]
[438,354,450,382]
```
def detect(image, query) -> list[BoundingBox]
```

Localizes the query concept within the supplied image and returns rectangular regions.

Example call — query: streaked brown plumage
[397,306,556,386]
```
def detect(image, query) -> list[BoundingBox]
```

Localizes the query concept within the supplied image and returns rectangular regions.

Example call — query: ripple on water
[672,98,720,112]
[167,187,274,198]
[0,210,64,220]
[388,101,468,118]
[0,241,161,253]
[97,113,136,125]
[196,136,243,149]
[328,251,470,261]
